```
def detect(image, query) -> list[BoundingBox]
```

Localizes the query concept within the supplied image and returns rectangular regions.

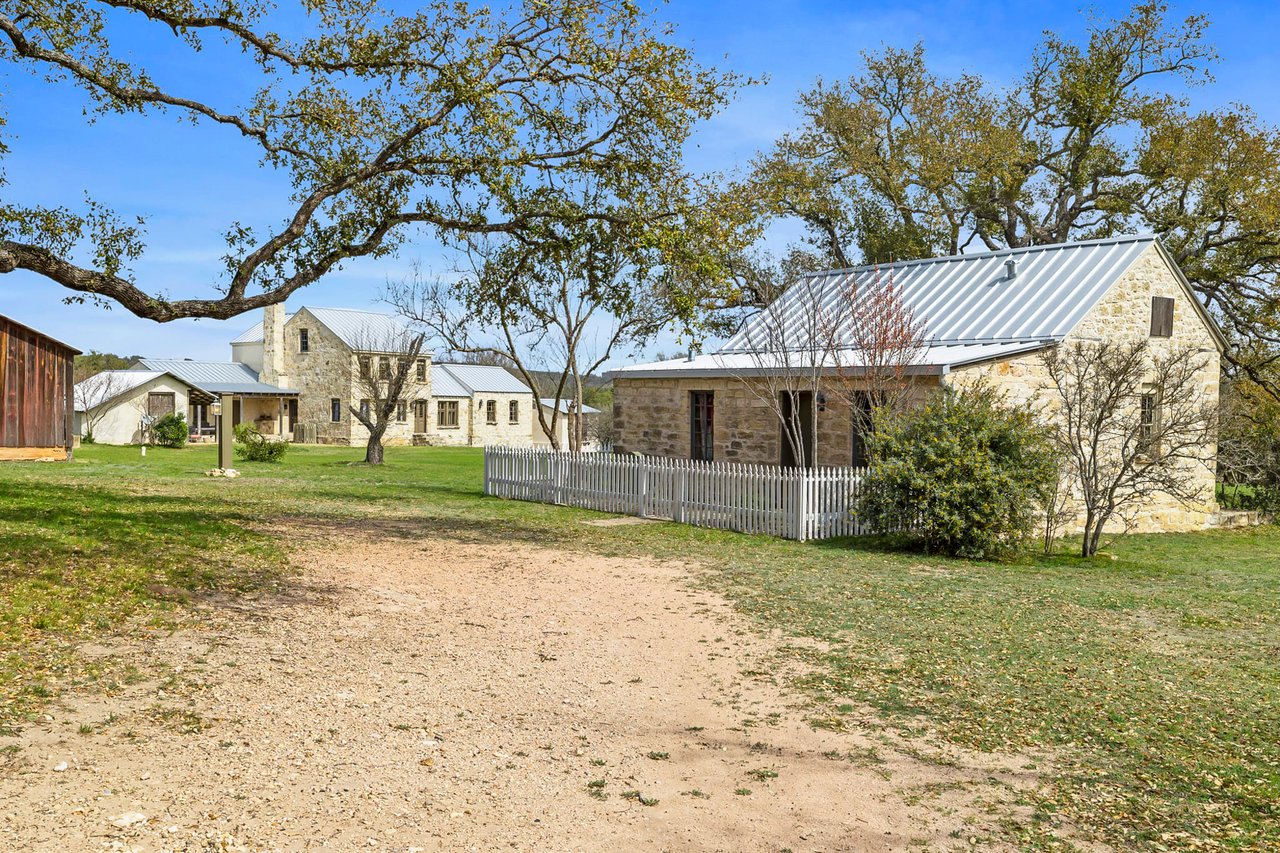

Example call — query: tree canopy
[0,0,741,321]
[747,2,1280,397]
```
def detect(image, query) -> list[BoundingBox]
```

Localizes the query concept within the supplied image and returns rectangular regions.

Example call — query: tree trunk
[365,429,387,465]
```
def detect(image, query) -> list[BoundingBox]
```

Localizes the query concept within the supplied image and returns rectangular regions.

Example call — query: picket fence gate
[483,446,873,541]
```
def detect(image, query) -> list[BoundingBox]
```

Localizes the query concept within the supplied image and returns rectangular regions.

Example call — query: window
[485,400,498,425]
[851,391,873,468]
[415,359,427,382]
[359,399,371,419]
[147,392,176,418]
[359,355,372,378]
[438,400,459,428]
[690,391,714,461]
[1150,296,1174,337]
[1139,389,1161,457]
[330,398,342,422]
[509,400,519,423]
[299,328,310,352]
[379,357,391,380]
[396,400,408,422]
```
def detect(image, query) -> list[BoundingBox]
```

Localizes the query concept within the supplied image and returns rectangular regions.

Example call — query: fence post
[673,466,687,523]
[483,447,490,496]
[637,463,649,517]
[792,470,809,541]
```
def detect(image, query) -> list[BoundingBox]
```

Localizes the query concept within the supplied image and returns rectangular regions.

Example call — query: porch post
[218,393,234,469]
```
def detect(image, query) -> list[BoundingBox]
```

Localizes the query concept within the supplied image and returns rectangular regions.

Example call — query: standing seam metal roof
[722,235,1159,352]
[432,364,532,395]
[134,359,297,395]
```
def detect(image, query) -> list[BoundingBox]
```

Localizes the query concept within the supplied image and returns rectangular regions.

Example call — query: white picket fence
[483,446,872,541]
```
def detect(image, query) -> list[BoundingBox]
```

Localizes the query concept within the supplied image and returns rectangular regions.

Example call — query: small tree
[1039,341,1217,557]
[856,384,1058,560]
[349,330,427,465]
[727,271,850,467]
[73,370,132,442]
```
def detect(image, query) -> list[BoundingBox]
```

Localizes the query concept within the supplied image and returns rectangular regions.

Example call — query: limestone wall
[280,309,432,446]
[948,245,1220,533]
[612,376,938,467]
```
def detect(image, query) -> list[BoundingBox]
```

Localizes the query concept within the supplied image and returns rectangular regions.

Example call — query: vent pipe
[1005,258,1019,280]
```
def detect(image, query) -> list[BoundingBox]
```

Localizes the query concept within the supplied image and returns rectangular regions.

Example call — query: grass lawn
[2,443,1278,850]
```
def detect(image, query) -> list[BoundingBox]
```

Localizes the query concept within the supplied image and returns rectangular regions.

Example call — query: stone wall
[421,392,537,447]
[947,244,1220,533]
[281,309,432,446]
[612,376,938,467]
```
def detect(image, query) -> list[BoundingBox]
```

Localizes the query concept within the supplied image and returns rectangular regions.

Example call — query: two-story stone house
[608,235,1226,532]
[232,305,431,446]
[231,306,547,447]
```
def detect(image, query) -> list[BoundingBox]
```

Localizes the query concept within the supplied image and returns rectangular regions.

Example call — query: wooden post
[218,393,234,470]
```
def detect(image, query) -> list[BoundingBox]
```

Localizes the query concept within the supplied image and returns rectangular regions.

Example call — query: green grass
[2,443,1278,850]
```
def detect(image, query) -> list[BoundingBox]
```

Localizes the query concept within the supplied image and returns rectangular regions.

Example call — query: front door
[287,398,299,432]
[413,400,428,433]
[780,391,815,468]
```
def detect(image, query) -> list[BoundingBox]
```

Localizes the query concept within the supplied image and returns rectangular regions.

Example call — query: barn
[0,313,79,461]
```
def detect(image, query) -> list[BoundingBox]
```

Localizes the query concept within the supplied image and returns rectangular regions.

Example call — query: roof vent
[1005,258,1019,280]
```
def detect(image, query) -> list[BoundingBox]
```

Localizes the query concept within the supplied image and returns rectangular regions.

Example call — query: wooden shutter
[147,392,175,417]
[1150,297,1174,337]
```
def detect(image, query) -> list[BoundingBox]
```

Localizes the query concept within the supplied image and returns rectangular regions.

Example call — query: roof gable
[722,235,1162,353]
[294,306,413,352]
[73,370,183,411]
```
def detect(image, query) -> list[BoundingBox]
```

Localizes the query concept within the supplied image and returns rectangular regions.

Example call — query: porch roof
[133,359,298,397]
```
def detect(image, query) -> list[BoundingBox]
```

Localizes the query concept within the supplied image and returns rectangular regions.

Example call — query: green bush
[150,413,189,448]
[233,423,288,463]
[855,384,1058,560]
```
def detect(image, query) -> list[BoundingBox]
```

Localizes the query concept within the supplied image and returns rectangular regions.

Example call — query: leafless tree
[349,330,427,465]
[392,227,670,452]
[727,273,850,468]
[1039,341,1218,557]
[73,370,134,442]
[826,266,927,461]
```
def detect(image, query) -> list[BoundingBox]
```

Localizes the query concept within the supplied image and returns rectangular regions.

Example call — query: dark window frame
[485,399,498,425]
[415,359,427,382]
[690,391,714,461]
[509,399,519,424]
[395,399,408,422]
[299,328,310,352]
[330,398,342,422]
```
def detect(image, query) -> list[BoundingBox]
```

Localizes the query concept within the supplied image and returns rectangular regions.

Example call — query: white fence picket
[483,446,875,542]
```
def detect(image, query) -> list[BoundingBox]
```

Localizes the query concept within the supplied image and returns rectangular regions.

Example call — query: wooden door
[413,400,427,433]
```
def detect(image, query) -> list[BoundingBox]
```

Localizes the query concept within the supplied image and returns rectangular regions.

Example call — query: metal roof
[433,364,532,395]
[608,341,1055,380]
[134,359,297,396]
[231,307,412,351]
[73,371,180,411]
[230,313,295,344]
[539,398,602,415]
[722,235,1163,353]
[300,307,414,351]
[430,364,471,397]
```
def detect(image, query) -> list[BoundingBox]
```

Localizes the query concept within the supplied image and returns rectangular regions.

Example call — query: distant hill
[73,351,144,382]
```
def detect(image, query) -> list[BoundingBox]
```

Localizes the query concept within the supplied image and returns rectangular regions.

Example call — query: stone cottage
[608,235,1226,531]
[423,363,539,447]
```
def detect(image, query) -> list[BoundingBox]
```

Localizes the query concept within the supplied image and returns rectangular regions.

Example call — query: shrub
[855,384,1058,560]
[150,413,189,448]
[233,423,288,463]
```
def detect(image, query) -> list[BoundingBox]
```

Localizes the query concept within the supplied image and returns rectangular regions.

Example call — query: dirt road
[0,526,1035,851]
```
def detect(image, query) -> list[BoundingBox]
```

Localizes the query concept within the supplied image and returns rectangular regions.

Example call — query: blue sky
[3,0,1278,366]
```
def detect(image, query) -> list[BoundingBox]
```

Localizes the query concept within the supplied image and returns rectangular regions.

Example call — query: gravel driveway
[0,525,1034,851]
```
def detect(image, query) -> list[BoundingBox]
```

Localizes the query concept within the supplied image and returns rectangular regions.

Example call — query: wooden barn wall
[0,316,75,450]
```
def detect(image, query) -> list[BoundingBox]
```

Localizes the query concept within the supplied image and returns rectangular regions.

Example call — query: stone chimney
[261,303,288,387]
